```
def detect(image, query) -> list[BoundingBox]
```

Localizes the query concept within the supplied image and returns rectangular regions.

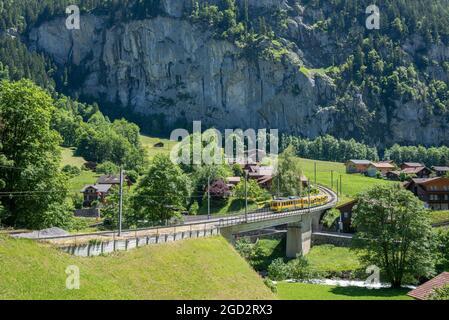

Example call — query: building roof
[402,167,428,174]
[226,177,241,183]
[410,177,446,185]
[81,184,113,193]
[432,166,449,172]
[408,272,449,300]
[371,162,395,169]
[97,175,131,185]
[402,162,425,168]
[347,160,372,165]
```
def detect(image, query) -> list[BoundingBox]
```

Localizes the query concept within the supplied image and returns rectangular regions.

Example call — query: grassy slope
[255,240,360,273]
[60,147,98,192]
[298,158,396,202]
[430,210,449,224]
[277,283,412,300]
[307,245,361,273]
[0,236,274,300]
[140,135,177,160]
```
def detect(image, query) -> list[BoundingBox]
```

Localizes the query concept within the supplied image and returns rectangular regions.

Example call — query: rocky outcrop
[27,1,449,146]
[29,14,336,137]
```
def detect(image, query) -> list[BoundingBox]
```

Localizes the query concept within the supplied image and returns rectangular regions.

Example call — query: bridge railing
[35,186,338,245]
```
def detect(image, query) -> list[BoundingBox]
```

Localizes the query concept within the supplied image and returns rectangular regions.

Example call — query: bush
[263,279,277,293]
[267,258,290,281]
[430,285,449,300]
[96,161,119,175]
[189,201,199,216]
[322,208,341,229]
[267,256,313,281]
[289,256,312,280]
[62,165,81,177]
[125,169,139,183]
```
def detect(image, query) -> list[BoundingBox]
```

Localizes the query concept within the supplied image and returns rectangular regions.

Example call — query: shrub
[125,169,139,183]
[96,161,119,175]
[289,256,312,280]
[430,285,449,300]
[263,279,278,293]
[267,258,290,281]
[62,164,81,177]
[322,208,341,228]
[189,201,199,216]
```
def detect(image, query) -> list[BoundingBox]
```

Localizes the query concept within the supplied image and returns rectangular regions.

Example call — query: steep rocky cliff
[26,0,449,147]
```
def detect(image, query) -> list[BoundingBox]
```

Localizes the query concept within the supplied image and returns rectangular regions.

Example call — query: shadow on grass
[330,286,410,298]
[253,237,286,271]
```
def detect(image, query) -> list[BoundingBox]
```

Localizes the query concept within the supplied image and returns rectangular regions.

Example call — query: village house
[345,160,372,174]
[400,162,425,170]
[80,174,132,207]
[405,177,449,210]
[97,174,132,186]
[366,162,396,177]
[335,200,357,233]
[401,166,432,178]
[408,272,449,300]
[81,184,114,207]
[432,166,449,177]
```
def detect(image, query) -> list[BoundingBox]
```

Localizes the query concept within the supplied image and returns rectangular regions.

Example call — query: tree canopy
[0,79,72,229]
[352,184,435,287]
[129,154,192,226]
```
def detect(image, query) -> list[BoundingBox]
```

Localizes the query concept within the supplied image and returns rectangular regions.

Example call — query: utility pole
[340,175,342,197]
[118,167,123,237]
[277,171,280,198]
[207,175,211,220]
[308,184,311,213]
[331,170,334,190]
[336,178,339,198]
[245,169,249,223]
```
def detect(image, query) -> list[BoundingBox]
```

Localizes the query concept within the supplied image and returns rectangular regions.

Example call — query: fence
[40,186,337,256]
[61,227,221,257]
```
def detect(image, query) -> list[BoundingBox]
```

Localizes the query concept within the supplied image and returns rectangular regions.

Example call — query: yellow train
[270,194,328,212]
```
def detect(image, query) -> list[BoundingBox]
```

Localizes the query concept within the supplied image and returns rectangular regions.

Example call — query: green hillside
[0,236,274,300]
[298,158,396,202]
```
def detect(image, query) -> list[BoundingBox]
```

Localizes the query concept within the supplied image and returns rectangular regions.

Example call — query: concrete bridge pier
[286,214,312,258]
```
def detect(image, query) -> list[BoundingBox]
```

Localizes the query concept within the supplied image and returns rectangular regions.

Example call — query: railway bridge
[35,186,337,258]
[216,186,338,257]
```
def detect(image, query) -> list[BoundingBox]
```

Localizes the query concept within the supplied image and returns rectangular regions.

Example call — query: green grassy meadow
[298,158,397,202]
[140,135,177,159]
[0,236,274,300]
[277,282,412,300]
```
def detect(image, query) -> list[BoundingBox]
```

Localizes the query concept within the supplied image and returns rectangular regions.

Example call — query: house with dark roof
[408,272,449,300]
[401,162,425,170]
[345,160,372,174]
[97,175,132,186]
[401,166,432,178]
[81,184,114,207]
[405,177,449,210]
[432,166,449,177]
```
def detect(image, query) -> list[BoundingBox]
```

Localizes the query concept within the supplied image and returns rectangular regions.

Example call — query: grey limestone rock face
[27,0,449,146]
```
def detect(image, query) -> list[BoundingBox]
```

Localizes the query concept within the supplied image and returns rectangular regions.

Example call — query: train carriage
[270,194,328,212]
